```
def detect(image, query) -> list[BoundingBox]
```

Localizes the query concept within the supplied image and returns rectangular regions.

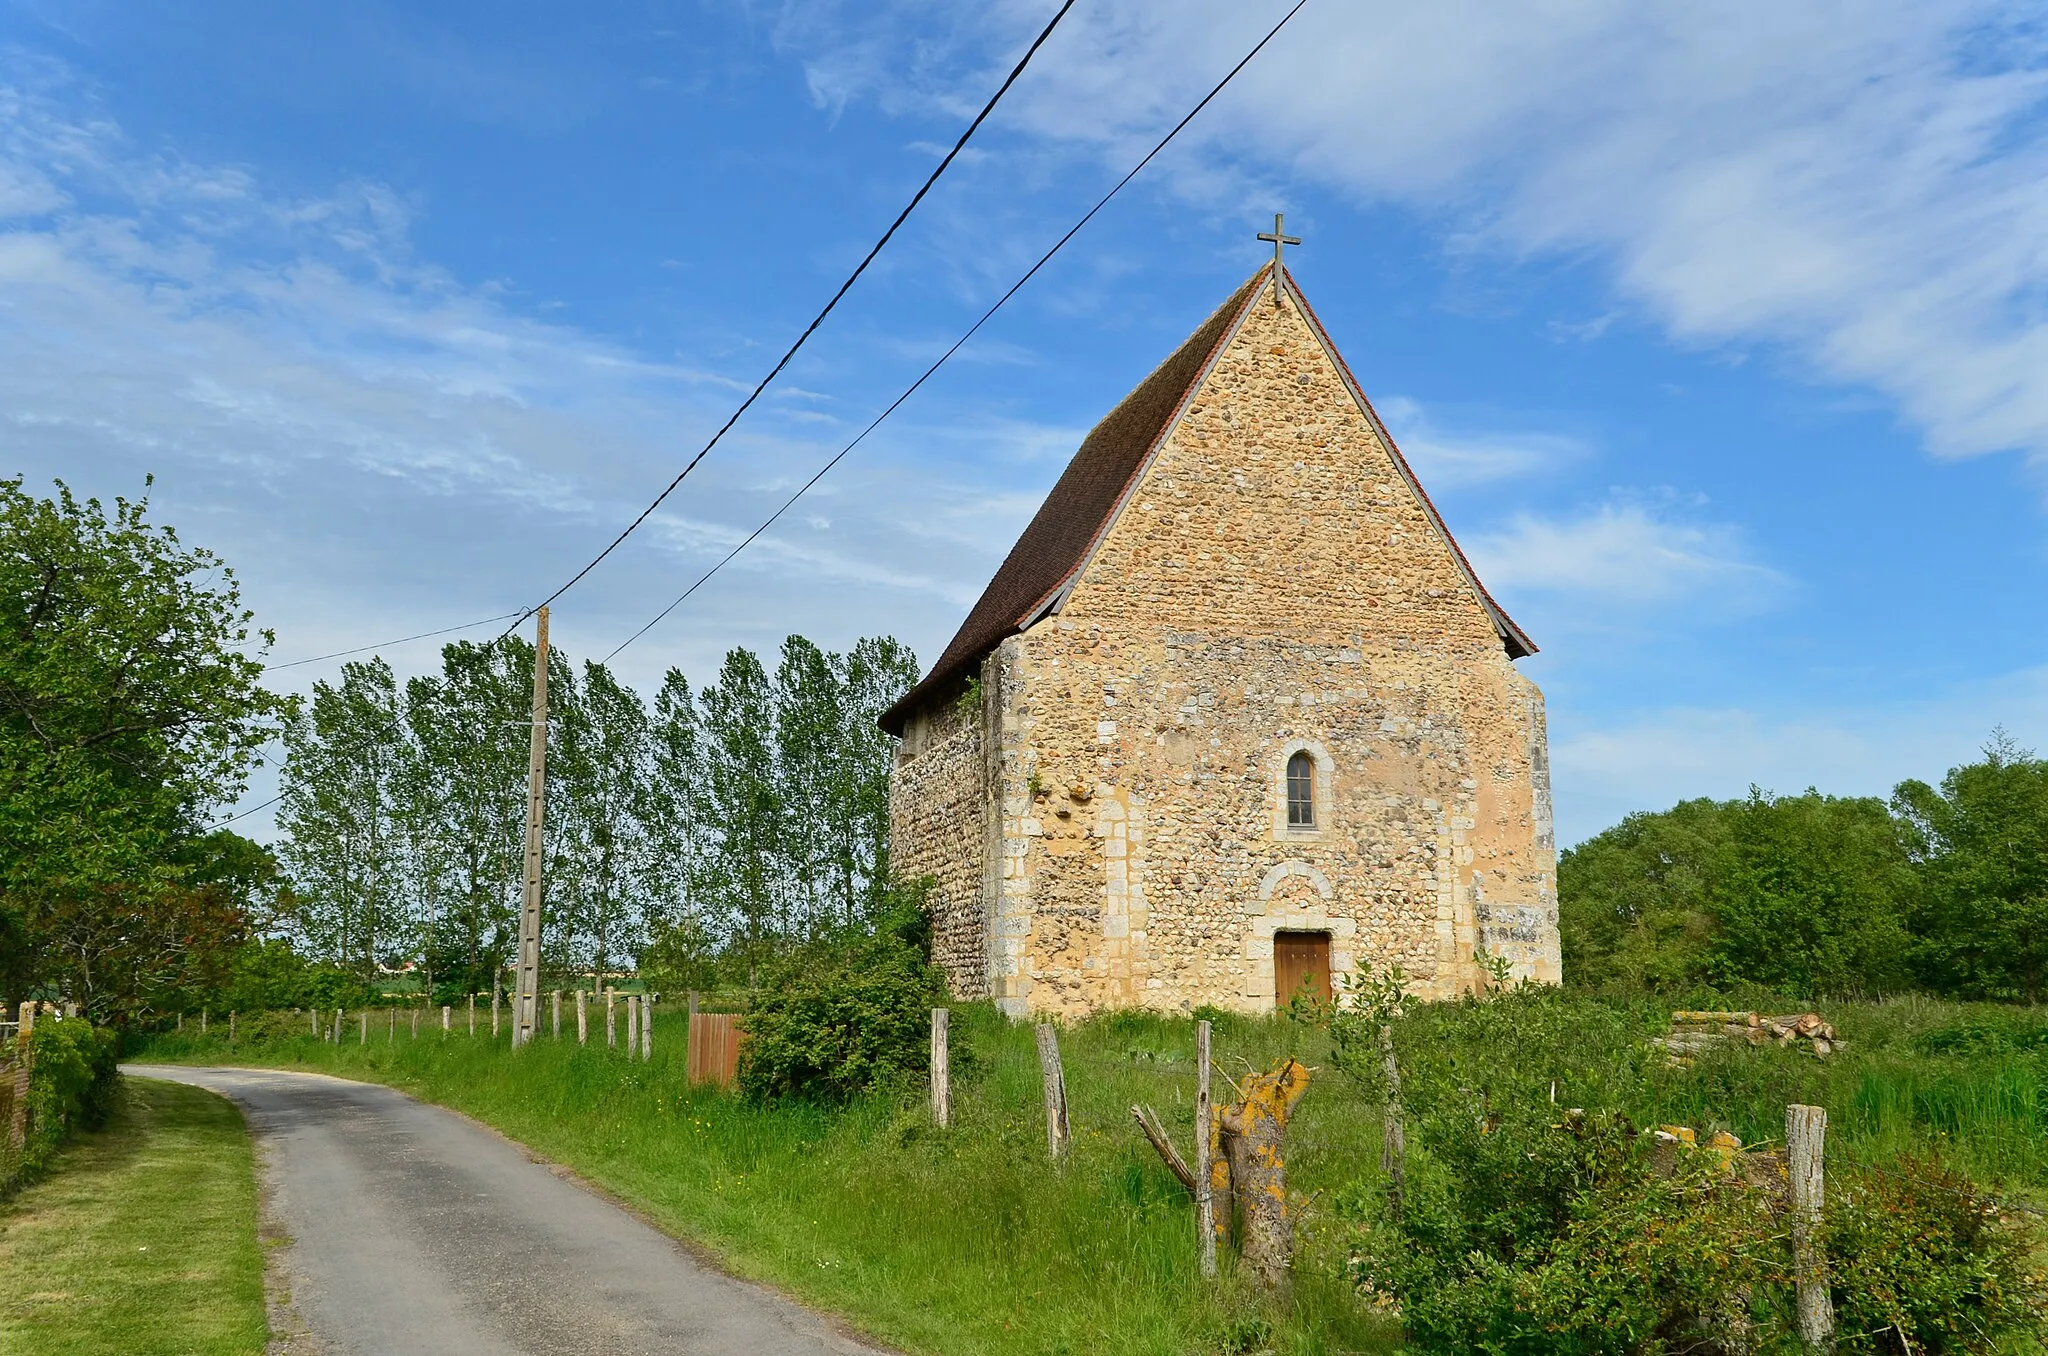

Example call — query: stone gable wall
[886,284,1561,1017]
[990,289,1558,1015]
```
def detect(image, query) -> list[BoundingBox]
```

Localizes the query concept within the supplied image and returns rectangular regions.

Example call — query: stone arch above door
[1245,859,1353,1010]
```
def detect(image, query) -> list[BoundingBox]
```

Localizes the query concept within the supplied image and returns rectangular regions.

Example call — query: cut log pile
[1655,1010,1843,1067]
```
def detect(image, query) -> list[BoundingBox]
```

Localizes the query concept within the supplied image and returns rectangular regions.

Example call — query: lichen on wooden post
[1218,1058,1312,1290]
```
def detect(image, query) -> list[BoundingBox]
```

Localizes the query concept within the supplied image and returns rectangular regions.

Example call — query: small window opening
[1286,750,1316,827]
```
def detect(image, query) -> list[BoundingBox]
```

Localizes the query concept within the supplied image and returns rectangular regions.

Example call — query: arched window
[1286,750,1316,827]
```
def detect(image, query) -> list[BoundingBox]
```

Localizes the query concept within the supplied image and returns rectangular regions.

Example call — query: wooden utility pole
[513,606,550,1049]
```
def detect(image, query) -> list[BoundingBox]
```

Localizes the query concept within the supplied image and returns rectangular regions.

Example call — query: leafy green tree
[819,636,920,927]
[553,660,655,991]
[1560,790,1913,997]
[0,477,290,1018]
[1894,733,2048,1000]
[401,638,534,998]
[1707,789,1914,996]
[1557,798,1732,991]
[696,647,783,985]
[276,659,408,987]
[646,668,708,949]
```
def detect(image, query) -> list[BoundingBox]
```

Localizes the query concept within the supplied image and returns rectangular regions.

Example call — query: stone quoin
[881,262,1561,1018]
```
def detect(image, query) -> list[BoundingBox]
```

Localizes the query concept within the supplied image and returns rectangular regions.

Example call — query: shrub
[737,925,947,1107]
[1339,986,2048,1354]
[1826,1161,2048,1353]
[2,1014,120,1193]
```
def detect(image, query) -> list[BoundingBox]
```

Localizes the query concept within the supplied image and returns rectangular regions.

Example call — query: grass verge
[0,1077,268,1356]
[130,993,2048,1355]
[138,1007,1395,1356]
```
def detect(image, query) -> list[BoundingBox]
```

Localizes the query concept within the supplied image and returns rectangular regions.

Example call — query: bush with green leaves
[736,913,948,1107]
[1337,983,2048,1354]
[3,1014,120,1193]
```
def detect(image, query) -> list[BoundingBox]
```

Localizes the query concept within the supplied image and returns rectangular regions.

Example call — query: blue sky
[5,1,2048,845]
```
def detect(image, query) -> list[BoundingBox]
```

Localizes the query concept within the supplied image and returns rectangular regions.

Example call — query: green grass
[0,1077,268,1356]
[138,1006,1396,1356]
[131,994,2048,1356]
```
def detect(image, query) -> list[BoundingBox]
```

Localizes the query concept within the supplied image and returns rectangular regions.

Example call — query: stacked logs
[1655,1011,1843,1067]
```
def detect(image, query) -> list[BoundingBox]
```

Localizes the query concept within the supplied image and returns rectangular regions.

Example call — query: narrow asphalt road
[124,1065,890,1356]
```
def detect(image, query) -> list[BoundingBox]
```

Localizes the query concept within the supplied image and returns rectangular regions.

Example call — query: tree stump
[1215,1058,1312,1290]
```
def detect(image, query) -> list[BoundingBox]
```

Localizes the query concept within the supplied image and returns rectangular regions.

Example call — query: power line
[507,0,1081,636]
[267,612,525,671]
[209,793,281,830]
[604,0,1313,662]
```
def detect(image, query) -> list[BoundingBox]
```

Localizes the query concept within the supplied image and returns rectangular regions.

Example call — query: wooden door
[1274,931,1332,1008]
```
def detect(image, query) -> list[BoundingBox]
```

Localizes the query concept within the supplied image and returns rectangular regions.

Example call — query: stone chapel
[880,259,1562,1018]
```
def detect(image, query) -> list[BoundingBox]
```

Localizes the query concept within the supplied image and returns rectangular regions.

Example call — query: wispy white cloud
[1375,395,1586,488]
[1550,665,2048,843]
[768,1,2048,466]
[1466,493,1784,607]
[0,57,1050,716]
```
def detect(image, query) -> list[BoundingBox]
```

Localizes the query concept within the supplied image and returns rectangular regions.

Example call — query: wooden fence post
[310,1008,318,1038]
[1195,1019,1217,1278]
[1035,1024,1070,1162]
[333,1007,342,1043]
[930,1009,951,1128]
[606,989,617,1049]
[412,1008,420,1039]
[442,1005,451,1035]
[552,990,561,1040]
[467,994,476,1036]
[359,1011,367,1044]
[492,987,500,1039]
[387,1008,394,1043]
[642,995,654,1060]
[576,989,588,1046]
[177,1013,183,1033]
[1787,1104,1835,1350]
[200,1009,208,1034]
[1380,1023,1407,1218]
[7,1027,30,1153]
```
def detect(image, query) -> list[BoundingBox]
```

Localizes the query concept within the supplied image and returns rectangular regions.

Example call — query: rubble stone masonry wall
[892,285,1559,1015]
[888,685,991,998]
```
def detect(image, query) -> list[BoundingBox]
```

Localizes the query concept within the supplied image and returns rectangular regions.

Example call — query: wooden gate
[1274,931,1332,1007]
[686,1013,741,1089]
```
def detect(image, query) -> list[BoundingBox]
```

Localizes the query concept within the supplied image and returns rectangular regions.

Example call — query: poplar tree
[276,659,407,988]
[554,660,654,992]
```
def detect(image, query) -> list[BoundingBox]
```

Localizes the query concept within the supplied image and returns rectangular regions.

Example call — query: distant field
[0,1078,267,1356]
[131,993,2048,1356]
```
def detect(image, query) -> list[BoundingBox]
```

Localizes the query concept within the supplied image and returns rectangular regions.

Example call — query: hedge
[1,1015,120,1195]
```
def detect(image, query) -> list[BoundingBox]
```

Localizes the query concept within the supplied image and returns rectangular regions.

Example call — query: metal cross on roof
[1257,212,1300,305]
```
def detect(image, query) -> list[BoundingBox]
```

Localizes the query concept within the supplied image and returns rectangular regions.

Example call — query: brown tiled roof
[879,265,1533,735]
[879,271,1267,734]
